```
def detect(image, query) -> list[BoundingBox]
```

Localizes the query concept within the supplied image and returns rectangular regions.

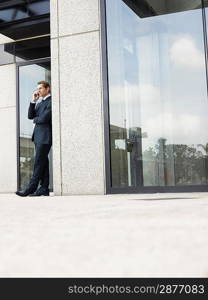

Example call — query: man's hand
[32,90,40,102]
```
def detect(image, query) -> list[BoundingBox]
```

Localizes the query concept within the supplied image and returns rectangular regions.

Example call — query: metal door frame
[16,58,51,190]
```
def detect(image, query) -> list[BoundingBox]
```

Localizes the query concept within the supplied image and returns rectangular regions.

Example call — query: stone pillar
[0,63,17,192]
[50,0,105,195]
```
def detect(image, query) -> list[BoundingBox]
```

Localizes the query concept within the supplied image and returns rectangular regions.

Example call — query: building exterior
[1,0,208,195]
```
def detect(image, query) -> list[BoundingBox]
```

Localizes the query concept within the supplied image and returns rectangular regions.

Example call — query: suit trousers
[27,143,51,192]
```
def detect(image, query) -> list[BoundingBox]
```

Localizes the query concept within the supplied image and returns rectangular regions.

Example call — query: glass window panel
[106,0,208,188]
[19,62,52,190]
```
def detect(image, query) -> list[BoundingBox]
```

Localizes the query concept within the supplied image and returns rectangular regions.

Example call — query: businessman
[16,81,52,197]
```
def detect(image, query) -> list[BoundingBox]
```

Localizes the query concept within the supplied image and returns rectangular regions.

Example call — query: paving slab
[0,192,208,277]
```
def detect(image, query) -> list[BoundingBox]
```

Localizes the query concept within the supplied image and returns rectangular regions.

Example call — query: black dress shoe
[15,189,33,197]
[29,188,49,197]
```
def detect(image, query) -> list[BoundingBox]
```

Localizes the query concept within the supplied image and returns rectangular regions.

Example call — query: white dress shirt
[31,93,51,104]
[42,94,51,101]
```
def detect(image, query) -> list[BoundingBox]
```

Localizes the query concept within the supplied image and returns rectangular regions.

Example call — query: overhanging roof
[0,0,50,40]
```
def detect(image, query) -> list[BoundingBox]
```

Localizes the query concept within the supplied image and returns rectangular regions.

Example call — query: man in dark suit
[16,81,52,197]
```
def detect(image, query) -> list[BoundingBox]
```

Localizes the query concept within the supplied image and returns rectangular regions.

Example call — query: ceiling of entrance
[0,0,50,40]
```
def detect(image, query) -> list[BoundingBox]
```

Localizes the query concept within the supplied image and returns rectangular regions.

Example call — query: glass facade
[106,0,208,191]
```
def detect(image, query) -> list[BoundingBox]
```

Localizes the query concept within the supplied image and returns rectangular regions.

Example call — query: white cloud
[109,82,208,147]
[142,111,208,150]
[145,112,200,140]
[170,36,204,68]
[109,83,160,106]
[138,83,161,103]
[109,83,161,128]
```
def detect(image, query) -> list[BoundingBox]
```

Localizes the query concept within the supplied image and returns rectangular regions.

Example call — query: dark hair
[37,81,50,89]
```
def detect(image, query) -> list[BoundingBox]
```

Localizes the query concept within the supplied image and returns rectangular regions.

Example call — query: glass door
[17,60,52,190]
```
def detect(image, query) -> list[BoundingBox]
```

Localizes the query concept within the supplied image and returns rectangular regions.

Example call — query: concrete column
[0,64,17,192]
[50,0,105,195]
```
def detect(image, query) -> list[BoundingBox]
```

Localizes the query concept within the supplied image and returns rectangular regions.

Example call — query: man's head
[37,81,50,98]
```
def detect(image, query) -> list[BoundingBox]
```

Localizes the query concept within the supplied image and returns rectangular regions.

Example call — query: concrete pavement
[0,192,208,277]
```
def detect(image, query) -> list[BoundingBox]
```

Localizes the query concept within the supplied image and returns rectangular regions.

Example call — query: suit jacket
[28,96,52,145]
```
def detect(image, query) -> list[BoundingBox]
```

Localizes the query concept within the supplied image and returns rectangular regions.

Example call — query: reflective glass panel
[106,0,208,188]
